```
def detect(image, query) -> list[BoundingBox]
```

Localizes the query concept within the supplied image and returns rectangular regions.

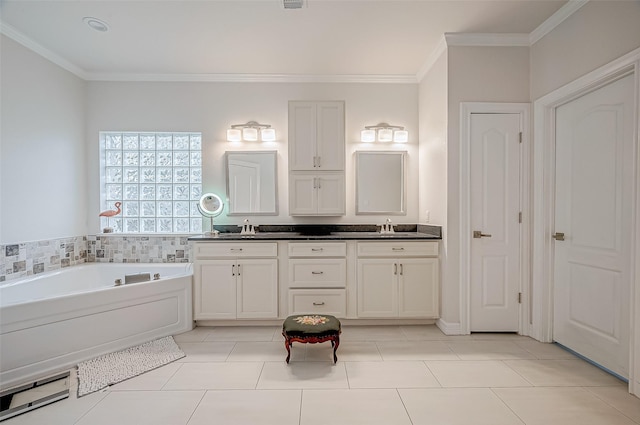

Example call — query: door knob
[552,232,565,241]
[473,230,492,238]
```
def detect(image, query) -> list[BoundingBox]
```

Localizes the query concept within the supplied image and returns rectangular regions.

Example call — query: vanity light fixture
[226,121,275,142]
[361,123,408,143]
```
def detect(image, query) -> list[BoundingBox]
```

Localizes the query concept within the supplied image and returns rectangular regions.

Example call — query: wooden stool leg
[284,337,291,363]
[332,336,340,363]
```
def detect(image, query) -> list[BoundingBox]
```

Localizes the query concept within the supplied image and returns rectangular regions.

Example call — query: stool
[282,315,341,363]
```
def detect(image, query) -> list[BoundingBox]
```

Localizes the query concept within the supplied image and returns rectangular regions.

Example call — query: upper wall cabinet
[289,101,345,171]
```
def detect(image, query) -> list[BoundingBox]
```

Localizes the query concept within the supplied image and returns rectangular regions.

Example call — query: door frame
[460,102,531,336]
[532,47,640,395]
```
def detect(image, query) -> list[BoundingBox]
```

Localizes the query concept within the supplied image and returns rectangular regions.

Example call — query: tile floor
[5,325,640,425]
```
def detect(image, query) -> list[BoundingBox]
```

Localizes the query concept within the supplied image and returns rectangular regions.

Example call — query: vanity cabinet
[288,101,345,171]
[289,101,345,216]
[193,242,278,320]
[289,172,345,216]
[357,241,439,318]
[287,242,347,317]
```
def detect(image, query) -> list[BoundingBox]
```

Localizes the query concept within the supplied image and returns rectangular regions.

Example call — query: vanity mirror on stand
[356,151,406,215]
[197,193,224,237]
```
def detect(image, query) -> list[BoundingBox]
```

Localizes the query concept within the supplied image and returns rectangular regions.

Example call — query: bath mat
[76,336,185,397]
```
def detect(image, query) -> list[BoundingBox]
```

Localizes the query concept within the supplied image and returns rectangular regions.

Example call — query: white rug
[76,336,185,397]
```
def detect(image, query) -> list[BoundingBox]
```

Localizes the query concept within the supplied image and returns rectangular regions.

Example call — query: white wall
[530,1,640,100]
[0,35,88,244]
[86,82,418,231]
[444,46,530,327]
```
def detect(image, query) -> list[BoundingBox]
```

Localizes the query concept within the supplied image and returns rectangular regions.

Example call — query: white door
[236,259,278,319]
[398,258,439,318]
[470,113,521,332]
[316,172,345,215]
[553,74,634,378]
[194,260,236,320]
[357,259,398,318]
[316,101,345,170]
[289,173,317,215]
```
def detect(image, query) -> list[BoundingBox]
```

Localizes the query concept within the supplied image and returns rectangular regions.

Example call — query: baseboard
[436,319,466,335]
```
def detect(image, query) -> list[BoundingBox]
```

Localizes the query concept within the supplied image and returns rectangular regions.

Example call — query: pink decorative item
[99,201,122,233]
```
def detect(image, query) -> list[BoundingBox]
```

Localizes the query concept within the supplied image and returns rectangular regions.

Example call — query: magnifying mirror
[197,193,224,237]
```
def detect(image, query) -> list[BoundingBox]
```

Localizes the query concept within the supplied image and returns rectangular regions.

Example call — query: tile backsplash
[1,234,192,283]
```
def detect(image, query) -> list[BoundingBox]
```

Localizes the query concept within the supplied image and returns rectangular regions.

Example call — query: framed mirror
[225,151,278,215]
[356,151,406,215]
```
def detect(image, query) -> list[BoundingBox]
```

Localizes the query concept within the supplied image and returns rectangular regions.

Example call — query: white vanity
[191,230,440,324]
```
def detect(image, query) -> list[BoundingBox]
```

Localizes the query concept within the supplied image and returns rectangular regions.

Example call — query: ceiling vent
[283,0,305,9]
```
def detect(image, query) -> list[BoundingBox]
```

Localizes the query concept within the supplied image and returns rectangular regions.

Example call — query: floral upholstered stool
[282,315,341,364]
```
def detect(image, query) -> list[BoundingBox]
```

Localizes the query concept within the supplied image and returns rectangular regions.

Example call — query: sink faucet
[379,218,395,234]
[239,219,256,235]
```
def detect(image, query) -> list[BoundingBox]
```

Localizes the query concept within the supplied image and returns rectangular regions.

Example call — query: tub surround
[87,235,192,263]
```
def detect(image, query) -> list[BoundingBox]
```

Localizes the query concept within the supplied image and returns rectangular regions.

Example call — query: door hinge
[518,212,522,223]
[519,132,523,143]
[518,292,522,304]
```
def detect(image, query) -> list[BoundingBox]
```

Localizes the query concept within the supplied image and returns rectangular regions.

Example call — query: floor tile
[400,324,450,340]
[494,387,637,425]
[514,340,578,360]
[340,325,406,341]
[470,332,532,341]
[305,341,382,362]
[585,386,640,423]
[504,359,626,387]
[376,340,459,360]
[257,361,349,389]
[300,389,412,425]
[346,361,440,388]
[188,390,301,425]
[446,340,537,360]
[110,362,181,390]
[75,390,204,425]
[227,341,302,362]
[426,360,532,388]
[163,362,263,390]
[173,327,214,343]
[204,326,278,341]
[176,341,235,362]
[399,388,525,425]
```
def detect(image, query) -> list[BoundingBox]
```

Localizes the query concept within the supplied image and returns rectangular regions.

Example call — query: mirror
[198,193,224,237]
[356,151,406,215]
[225,151,278,215]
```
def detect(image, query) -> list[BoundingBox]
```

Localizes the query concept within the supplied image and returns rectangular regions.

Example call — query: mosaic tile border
[87,235,192,264]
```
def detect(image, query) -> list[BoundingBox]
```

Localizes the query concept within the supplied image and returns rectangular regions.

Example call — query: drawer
[194,242,277,258]
[288,259,346,288]
[357,241,439,257]
[288,242,346,257]
[288,289,346,317]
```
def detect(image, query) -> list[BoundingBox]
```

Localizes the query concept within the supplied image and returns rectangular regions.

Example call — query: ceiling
[0,0,567,81]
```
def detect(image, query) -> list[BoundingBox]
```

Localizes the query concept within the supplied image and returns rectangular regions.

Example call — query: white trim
[460,102,531,336]
[416,35,447,82]
[85,73,418,84]
[436,319,463,335]
[0,22,88,80]
[529,0,589,45]
[532,46,640,395]
[444,33,530,47]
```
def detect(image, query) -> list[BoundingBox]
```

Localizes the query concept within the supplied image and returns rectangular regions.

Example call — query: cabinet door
[316,101,345,171]
[357,259,398,317]
[289,102,317,170]
[236,259,278,319]
[398,258,439,318]
[194,260,236,320]
[316,172,345,215]
[289,173,318,215]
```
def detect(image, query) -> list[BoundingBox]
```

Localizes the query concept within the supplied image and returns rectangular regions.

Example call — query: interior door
[553,74,634,379]
[470,113,521,332]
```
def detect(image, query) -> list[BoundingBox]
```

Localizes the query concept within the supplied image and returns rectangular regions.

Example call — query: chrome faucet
[379,218,395,234]
[239,219,256,235]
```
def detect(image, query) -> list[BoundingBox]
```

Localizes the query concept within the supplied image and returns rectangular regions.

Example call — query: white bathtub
[0,263,193,389]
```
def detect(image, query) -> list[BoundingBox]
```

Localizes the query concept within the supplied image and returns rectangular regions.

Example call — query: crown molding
[444,32,530,47]
[85,73,418,84]
[0,22,88,80]
[416,35,447,82]
[529,0,589,45]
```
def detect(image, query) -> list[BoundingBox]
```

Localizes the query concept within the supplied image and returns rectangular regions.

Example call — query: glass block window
[101,132,202,233]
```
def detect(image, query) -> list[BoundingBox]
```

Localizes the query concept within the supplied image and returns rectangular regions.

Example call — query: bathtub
[0,263,193,389]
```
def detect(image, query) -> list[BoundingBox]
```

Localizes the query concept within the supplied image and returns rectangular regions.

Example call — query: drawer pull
[392,247,405,251]
[400,264,403,276]
[394,263,397,275]
[311,248,324,252]
[231,265,235,276]
[313,302,325,306]
[230,248,244,252]
[311,271,324,275]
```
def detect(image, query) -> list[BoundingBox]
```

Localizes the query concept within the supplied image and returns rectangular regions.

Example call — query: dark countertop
[188,224,442,241]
